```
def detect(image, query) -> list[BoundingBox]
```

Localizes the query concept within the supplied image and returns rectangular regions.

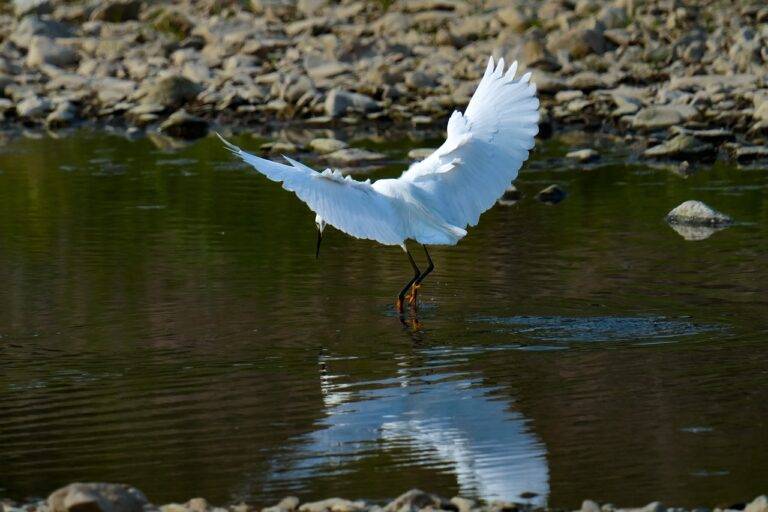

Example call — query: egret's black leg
[407,245,435,307]
[415,245,434,285]
[396,247,421,314]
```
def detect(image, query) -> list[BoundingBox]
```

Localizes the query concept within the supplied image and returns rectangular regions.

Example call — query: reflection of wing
[401,57,539,228]
[217,134,406,245]
[255,369,549,503]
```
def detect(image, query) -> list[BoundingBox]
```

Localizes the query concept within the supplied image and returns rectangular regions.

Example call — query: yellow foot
[406,283,421,307]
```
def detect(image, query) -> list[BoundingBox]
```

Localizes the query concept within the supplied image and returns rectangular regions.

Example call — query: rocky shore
[2,485,768,512]
[2,0,768,164]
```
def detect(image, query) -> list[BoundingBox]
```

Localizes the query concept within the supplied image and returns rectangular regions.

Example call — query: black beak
[315,230,322,259]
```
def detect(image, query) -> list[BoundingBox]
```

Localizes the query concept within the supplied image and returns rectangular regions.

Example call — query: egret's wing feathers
[217,134,404,245]
[400,57,539,228]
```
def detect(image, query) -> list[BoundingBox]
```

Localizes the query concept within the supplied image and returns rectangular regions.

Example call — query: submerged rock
[537,184,566,204]
[668,223,726,241]
[665,200,733,227]
[48,483,148,512]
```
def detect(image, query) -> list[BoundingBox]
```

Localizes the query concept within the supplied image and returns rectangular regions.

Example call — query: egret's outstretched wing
[400,57,539,228]
[218,135,405,245]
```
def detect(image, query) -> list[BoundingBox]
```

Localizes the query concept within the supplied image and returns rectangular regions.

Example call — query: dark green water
[1,129,767,508]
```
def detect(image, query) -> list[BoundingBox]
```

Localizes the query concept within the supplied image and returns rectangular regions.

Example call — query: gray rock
[141,75,202,108]
[26,36,78,68]
[10,16,73,48]
[612,94,642,116]
[450,497,475,512]
[405,71,438,90]
[309,138,348,154]
[158,110,208,140]
[90,0,142,22]
[632,105,698,130]
[324,89,379,118]
[262,497,300,512]
[537,184,566,204]
[14,0,53,17]
[566,148,600,162]
[669,74,757,91]
[547,28,606,59]
[665,200,733,227]
[407,148,435,160]
[735,145,768,163]
[670,127,733,143]
[260,141,298,154]
[325,148,386,165]
[16,95,51,119]
[45,101,77,128]
[582,500,602,512]
[298,499,365,512]
[643,134,714,160]
[746,496,768,512]
[48,483,148,512]
[383,490,453,512]
[497,6,530,32]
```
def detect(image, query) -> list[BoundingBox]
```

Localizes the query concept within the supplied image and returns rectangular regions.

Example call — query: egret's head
[315,216,326,259]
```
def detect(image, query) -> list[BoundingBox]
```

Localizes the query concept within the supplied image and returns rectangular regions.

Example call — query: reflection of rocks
[668,223,726,241]
[158,110,208,140]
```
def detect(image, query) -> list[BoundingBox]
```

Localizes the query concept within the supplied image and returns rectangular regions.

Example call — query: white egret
[218,56,539,313]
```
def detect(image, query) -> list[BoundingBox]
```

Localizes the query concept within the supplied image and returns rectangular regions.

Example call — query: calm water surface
[1,129,767,508]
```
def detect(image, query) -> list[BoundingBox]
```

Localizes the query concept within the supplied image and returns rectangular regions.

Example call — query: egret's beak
[315,229,322,259]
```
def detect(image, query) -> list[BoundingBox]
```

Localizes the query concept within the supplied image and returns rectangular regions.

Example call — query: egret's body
[220,56,539,313]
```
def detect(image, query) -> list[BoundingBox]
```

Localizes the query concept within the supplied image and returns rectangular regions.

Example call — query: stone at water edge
[324,148,386,165]
[407,148,436,160]
[48,483,148,512]
[383,489,456,512]
[746,496,768,512]
[309,138,347,154]
[298,498,366,512]
[642,135,715,161]
[665,200,733,227]
[158,110,208,140]
[498,185,521,205]
[262,496,300,512]
[581,500,602,512]
[566,148,600,163]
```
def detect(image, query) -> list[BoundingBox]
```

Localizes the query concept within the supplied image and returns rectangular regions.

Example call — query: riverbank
[2,486,767,512]
[2,0,768,163]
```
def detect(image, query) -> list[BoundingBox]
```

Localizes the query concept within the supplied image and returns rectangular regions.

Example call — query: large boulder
[140,75,202,108]
[26,36,78,68]
[48,483,148,512]
[324,89,379,117]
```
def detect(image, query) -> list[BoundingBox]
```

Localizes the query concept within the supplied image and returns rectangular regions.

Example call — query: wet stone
[665,200,733,227]
[48,483,148,512]
[158,110,208,140]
